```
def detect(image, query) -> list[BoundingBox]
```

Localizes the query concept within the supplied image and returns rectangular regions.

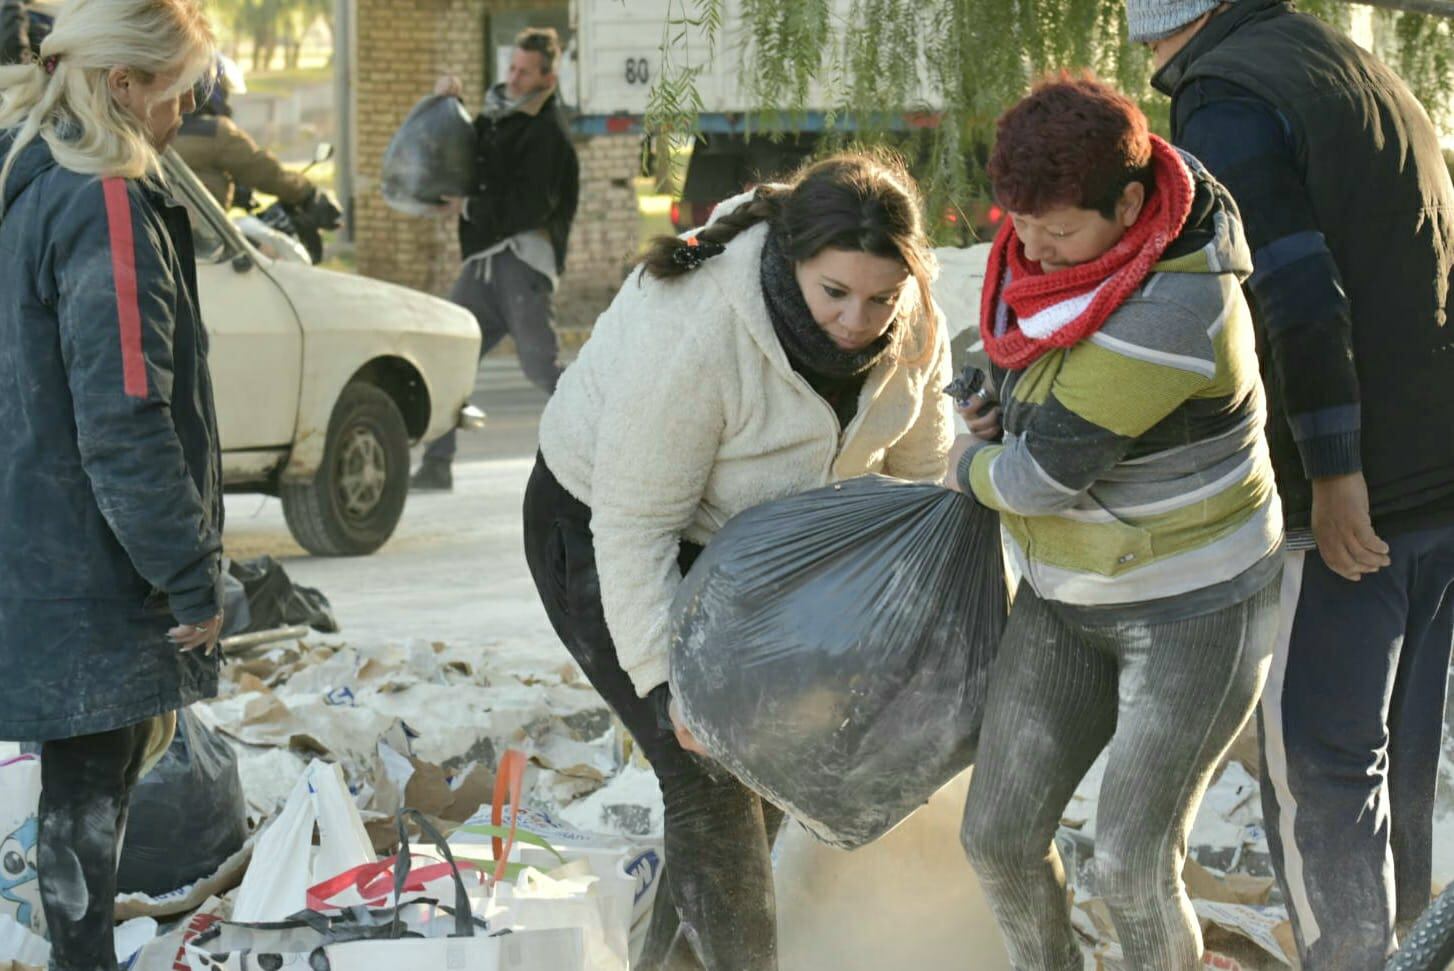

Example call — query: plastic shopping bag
[0,756,41,937]
[0,914,47,967]
[449,752,652,968]
[670,475,1008,848]
[185,915,582,971]
[230,760,375,922]
[125,898,227,971]
[281,930,586,971]
[188,795,585,971]
[447,750,627,970]
[479,862,621,971]
[454,805,660,966]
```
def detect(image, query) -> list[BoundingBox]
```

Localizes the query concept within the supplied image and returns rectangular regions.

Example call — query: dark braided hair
[641,186,786,278]
[642,152,937,333]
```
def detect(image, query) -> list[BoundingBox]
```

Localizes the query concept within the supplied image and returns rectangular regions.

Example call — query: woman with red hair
[948,74,1283,969]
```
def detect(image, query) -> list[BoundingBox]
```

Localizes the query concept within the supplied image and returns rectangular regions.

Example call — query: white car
[162,150,483,556]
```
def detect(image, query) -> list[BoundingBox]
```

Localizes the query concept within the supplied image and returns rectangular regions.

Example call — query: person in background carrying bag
[412,27,580,493]
[521,152,953,970]
[946,75,1284,971]
[0,0,223,967]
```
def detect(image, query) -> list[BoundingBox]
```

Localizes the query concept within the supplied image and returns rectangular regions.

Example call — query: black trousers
[1260,525,1454,969]
[38,722,152,971]
[522,453,784,971]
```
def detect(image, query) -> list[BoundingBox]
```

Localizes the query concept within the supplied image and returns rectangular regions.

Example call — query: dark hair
[987,71,1153,219]
[643,152,935,334]
[514,27,560,74]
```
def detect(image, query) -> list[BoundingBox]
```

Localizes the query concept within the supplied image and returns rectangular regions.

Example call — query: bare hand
[957,391,1002,442]
[1311,472,1391,582]
[943,432,981,494]
[435,74,464,98]
[669,697,708,756]
[439,195,466,219]
[169,612,223,654]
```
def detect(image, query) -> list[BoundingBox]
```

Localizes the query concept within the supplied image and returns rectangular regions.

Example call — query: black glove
[647,683,675,736]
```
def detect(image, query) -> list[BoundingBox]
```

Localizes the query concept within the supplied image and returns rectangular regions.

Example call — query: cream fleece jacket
[538,218,954,697]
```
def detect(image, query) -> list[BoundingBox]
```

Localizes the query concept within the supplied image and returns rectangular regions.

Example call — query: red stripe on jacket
[101,178,148,399]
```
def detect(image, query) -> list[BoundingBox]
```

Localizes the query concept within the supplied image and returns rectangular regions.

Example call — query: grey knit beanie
[1125,0,1222,43]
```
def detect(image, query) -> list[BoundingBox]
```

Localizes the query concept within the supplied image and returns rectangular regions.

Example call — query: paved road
[430,354,553,465]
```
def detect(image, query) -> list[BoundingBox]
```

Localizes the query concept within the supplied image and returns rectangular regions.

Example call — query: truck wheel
[281,381,410,556]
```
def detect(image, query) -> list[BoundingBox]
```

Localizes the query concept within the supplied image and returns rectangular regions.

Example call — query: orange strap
[489,748,527,885]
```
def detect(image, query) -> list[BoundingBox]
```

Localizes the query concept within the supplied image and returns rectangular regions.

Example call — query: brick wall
[353,0,484,294]
[557,133,641,332]
[353,0,641,338]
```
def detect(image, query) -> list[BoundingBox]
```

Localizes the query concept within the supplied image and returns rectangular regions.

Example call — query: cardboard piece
[1184,859,1276,907]
[1223,723,1262,781]
[1193,900,1293,966]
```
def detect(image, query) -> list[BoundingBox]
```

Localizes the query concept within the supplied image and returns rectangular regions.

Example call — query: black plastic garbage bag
[380,95,477,216]
[220,569,251,637]
[116,708,249,896]
[228,555,339,634]
[669,475,1008,849]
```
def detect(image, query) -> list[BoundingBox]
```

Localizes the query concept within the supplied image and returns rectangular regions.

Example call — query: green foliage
[1379,8,1454,127]
[644,0,721,142]
[645,0,1454,240]
[744,0,832,120]
[210,0,331,69]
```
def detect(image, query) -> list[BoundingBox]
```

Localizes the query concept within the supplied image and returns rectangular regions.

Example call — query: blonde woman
[0,0,219,965]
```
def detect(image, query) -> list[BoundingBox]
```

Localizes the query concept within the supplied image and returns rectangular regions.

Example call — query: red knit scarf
[980,135,1195,371]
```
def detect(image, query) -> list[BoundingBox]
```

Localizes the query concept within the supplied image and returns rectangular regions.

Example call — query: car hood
[265,261,479,341]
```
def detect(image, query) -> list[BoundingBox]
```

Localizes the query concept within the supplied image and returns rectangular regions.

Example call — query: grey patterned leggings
[961,579,1280,970]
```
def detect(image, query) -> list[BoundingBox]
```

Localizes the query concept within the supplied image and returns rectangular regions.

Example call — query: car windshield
[181,200,228,263]
[162,151,233,265]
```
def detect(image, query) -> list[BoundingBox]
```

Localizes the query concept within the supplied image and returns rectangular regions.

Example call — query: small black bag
[380,95,478,216]
[116,708,249,895]
[228,555,339,634]
[670,476,1008,849]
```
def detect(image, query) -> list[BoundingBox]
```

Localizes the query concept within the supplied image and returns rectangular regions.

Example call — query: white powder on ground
[774,769,1013,970]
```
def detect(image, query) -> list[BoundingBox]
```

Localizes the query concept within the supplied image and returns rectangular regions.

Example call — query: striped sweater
[963,159,1283,611]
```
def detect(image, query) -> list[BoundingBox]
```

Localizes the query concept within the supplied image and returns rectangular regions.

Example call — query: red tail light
[988,205,1005,224]
[670,200,681,227]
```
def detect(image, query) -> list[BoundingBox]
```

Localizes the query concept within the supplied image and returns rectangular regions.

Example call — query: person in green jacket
[948,74,1283,971]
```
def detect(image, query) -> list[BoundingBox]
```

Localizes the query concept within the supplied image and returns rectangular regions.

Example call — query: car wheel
[281,381,410,556]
